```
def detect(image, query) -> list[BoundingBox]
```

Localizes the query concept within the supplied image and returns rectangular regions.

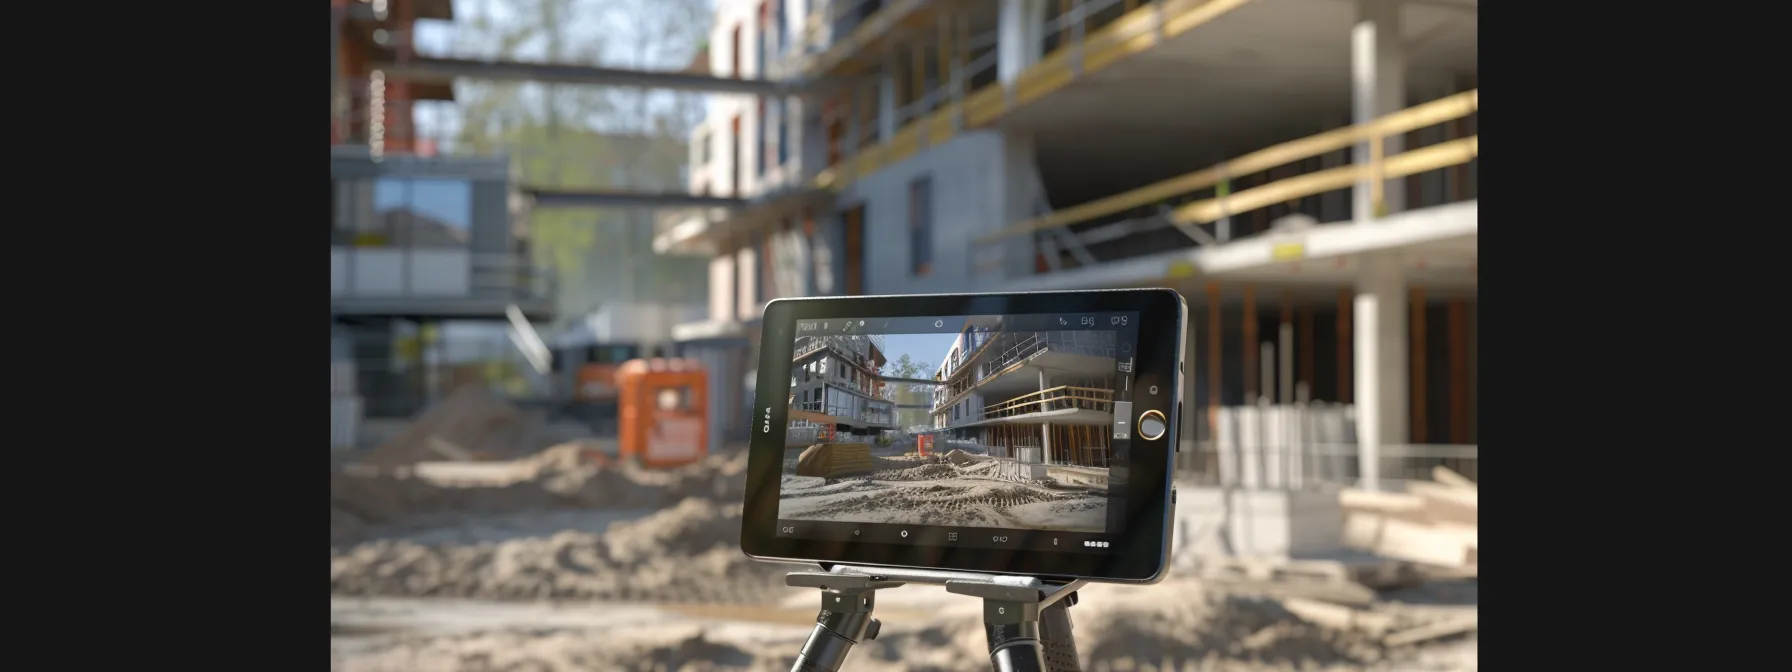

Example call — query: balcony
[330,248,555,320]
[935,331,1117,409]
[983,386,1114,421]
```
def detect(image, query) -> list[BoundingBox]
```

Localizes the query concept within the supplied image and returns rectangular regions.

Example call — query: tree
[886,353,931,380]
[883,354,934,429]
[445,0,710,325]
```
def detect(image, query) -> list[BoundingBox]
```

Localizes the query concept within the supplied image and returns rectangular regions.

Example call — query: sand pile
[330,450,750,545]
[332,583,1476,672]
[330,497,795,603]
[356,386,541,467]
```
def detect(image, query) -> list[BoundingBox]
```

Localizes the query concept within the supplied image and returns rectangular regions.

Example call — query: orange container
[616,358,709,468]
[917,434,934,457]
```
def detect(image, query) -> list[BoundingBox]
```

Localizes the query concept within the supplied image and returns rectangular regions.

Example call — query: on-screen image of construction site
[779,316,1123,533]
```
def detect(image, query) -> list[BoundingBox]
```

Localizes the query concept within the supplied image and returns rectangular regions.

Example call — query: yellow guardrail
[813,0,1255,191]
[984,385,1115,419]
[973,89,1480,246]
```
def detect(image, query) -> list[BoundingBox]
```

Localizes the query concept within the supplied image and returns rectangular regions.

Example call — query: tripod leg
[1038,598,1082,672]
[985,619,1048,672]
[791,591,880,672]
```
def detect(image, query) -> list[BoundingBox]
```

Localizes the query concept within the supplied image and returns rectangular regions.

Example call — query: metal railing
[982,386,1114,420]
[970,88,1479,277]
[331,248,556,305]
[793,398,894,427]
[813,0,1242,190]
[792,334,889,363]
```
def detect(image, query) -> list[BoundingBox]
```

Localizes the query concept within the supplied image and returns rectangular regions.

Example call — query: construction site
[331,0,1478,670]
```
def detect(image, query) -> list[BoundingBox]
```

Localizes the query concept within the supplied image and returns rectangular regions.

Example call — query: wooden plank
[1383,612,1479,647]
[1433,465,1477,491]
[1340,488,1424,514]
[1406,480,1477,508]
[1342,512,1473,568]
[1406,481,1477,527]
[1282,597,1396,636]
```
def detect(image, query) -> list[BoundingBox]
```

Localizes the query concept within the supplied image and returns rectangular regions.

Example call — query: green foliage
[447,0,710,318]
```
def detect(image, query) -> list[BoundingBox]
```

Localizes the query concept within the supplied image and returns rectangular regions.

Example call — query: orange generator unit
[616,358,709,468]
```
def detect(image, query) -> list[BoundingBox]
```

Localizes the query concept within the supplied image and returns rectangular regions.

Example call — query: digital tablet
[740,289,1186,582]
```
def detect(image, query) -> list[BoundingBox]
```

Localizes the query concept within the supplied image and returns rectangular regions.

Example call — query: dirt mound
[356,386,540,467]
[941,449,979,465]
[332,583,1474,672]
[330,451,751,545]
[330,496,794,603]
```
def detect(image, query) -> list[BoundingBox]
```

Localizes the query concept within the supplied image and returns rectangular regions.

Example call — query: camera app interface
[777,312,1142,552]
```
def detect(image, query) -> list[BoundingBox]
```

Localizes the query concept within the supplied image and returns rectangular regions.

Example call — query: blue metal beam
[377,57,836,97]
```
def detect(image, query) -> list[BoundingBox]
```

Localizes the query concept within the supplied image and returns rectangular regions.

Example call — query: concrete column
[998,0,1045,86]
[1352,0,1406,222]
[1278,322,1294,405]
[877,55,898,142]
[1353,254,1408,491]
[1038,369,1053,461]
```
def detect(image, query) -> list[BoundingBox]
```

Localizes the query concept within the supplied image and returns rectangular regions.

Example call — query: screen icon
[934,320,944,328]
[853,529,861,536]
[1080,317,1095,326]
[1059,317,1068,325]
[900,530,909,538]
[858,320,865,327]
[947,532,958,542]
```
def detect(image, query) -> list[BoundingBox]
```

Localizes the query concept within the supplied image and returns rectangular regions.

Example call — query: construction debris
[1339,467,1479,573]
[793,442,874,478]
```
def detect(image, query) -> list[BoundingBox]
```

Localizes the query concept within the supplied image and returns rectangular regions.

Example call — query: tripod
[786,565,1088,672]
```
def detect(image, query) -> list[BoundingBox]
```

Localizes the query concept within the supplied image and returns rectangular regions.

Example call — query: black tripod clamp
[785,566,1089,672]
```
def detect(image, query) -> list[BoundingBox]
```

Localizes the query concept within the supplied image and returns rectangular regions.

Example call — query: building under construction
[330,0,557,429]
[928,317,1118,469]
[657,0,1478,495]
[788,334,897,443]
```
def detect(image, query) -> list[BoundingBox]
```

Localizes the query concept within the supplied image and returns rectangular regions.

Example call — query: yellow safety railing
[812,0,1254,191]
[973,89,1481,247]
[983,385,1115,420]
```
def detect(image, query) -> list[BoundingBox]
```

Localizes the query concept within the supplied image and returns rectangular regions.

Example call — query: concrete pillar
[998,0,1045,86]
[877,53,897,142]
[1353,254,1408,491]
[1038,369,1054,461]
[1000,131,1045,281]
[1352,0,1406,222]
[1278,322,1294,405]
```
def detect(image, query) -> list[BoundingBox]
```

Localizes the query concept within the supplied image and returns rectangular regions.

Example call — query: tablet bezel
[740,289,1185,582]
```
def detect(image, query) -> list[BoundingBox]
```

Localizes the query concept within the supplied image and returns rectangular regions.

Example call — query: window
[775,0,788,55]
[775,98,789,166]
[369,178,472,248]
[908,176,934,276]
[757,99,768,177]
[730,24,742,77]
[757,2,769,77]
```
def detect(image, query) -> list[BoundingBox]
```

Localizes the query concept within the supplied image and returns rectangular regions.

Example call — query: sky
[879,332,960,376]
